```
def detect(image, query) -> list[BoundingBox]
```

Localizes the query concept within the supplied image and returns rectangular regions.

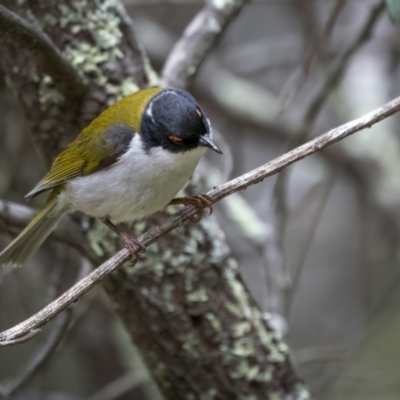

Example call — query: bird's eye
[168,135,183,145]
[196,108,202,117]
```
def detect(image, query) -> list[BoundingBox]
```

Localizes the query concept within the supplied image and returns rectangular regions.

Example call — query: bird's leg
[169,194,213,222]
[102,218,146,260]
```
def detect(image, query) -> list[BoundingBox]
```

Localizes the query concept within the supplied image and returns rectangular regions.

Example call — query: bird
[0,87,222,266]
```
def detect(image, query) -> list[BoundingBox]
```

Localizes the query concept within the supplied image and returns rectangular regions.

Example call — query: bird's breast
[64,135,205,222]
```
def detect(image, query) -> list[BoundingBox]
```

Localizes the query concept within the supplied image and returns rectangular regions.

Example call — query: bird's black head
[141,89,222,154]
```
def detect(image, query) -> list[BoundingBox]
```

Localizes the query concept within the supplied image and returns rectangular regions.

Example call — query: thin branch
[1,95,400,345]
[0,200,98,264]
[2,311,72,397]
[1,259,92,396]
[87,372,149,400]
[278,0,348,113]
[113,2,158,87]
[161,0,249,88]
[0,5,86,99]
[262,1,385,316]
[137,17,291,132]
[286,172,338,316]
[261,169,290,319]
[0,200,45,231]
[0,329,41,347]
[303,0,385,130]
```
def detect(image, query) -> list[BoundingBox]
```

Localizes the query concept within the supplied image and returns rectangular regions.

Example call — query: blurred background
[1,0,400,399]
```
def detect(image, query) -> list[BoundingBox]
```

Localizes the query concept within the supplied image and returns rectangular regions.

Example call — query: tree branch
[278,0,347,112]
[1,311,72,397]
[0,329,41,347]
[261,0,385,320]
[113,2,158,87]
[302,0,385,129]
[0,5,86,100]
[161,0,249,88]
[0,200,98,265]
[1,94,400,346]
[1,259,92,395]
[87,372,149,400]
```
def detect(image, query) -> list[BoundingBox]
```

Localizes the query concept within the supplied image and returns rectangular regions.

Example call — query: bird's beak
[199,134,223,154]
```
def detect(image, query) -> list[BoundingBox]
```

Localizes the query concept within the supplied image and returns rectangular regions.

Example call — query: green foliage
[386,0,400,25]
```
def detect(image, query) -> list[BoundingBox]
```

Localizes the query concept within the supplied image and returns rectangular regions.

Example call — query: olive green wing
[25,123,135,199]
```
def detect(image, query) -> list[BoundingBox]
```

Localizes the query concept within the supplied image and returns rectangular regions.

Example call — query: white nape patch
[64,135,205,223]
[146,90,180,126]
[146,100,156,125]
[163,89,180,97]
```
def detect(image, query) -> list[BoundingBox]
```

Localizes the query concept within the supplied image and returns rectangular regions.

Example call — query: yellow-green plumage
[0,187,65,265]
[0,86,219,266]
[26,87,161,199]
[1,87,161,265]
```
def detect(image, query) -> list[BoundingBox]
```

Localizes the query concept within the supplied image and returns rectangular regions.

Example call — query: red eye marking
[196,108,202,117]
[168,135,182,143]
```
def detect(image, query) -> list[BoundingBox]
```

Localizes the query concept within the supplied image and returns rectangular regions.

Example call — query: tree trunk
[0,1,308,398]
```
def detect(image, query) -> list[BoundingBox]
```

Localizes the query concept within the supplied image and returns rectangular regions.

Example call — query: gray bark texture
[0,1,308,399]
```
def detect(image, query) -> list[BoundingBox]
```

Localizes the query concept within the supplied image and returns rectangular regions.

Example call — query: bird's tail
[0,192,65,266]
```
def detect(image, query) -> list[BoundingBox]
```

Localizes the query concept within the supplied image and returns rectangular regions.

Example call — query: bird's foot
[102,218,146,261]
[119,232,146,261]
[169,194,213,222]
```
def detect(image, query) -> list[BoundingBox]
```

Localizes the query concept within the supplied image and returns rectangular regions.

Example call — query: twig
[261,168,290,319]
[1,95,400,345]
[263,1,385,318]
[0,200,44,231]
[286,172,338,316]
[87,372,149,400]
[113,2,158,87]
[0,259,91,397]
[222,34,303,75]
[196,1,384,142]
[2,311,72,396]
[0,329,41,347]
[137,17,291,132]
[295,0,318,44]
[161,0,249,88]
[278,0,347,113]
[303,0,385,130]
[0,200,98,264]
[0,5,86,99]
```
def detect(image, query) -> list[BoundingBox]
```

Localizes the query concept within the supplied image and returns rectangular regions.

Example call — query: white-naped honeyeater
[0,87,222,266]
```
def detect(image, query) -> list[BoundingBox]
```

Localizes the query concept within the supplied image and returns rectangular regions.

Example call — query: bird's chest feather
[65,135,205,222]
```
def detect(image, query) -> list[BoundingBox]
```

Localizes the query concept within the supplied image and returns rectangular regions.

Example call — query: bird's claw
[169,194,213,222]
[120,232,146,261]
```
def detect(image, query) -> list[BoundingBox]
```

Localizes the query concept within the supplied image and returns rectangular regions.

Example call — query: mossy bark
[0,1,308,399]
